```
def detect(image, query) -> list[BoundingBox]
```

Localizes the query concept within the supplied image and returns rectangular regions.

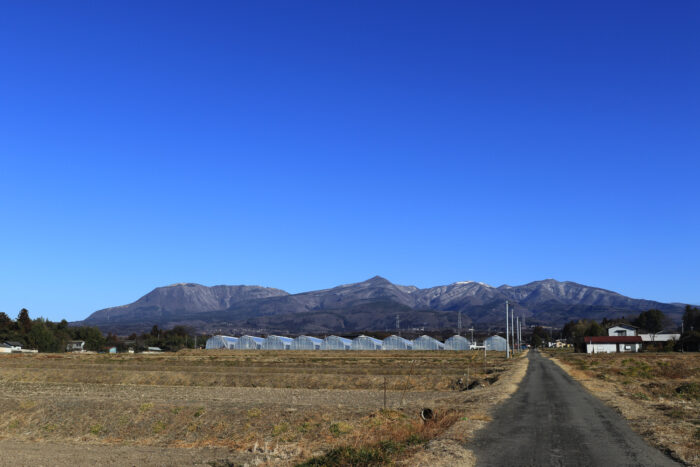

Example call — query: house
[585,336,642,354]
[607,324,638,337]
[0,343,13,354]
[66,341,85,352]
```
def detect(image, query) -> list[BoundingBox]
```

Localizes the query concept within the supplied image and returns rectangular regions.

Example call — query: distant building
[639,332,681,343]
[351,335,382,351]
[484,335,507,351]
[607,324,638,337]
[444,335,471,351]
[320,336,352,350]
[66,341,85,352]
[585,336,642,354]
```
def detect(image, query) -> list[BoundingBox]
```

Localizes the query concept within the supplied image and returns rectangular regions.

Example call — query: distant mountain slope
[84,283,289,327]
[77,277,687,334]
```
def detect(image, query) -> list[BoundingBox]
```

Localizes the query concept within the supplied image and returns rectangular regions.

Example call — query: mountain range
[76,277,687,335]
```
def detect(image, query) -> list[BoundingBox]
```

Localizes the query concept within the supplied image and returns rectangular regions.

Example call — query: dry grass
[0,350,523,465]
[547,351,699,466]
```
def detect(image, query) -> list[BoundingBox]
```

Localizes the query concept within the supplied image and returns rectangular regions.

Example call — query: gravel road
[470,351,679,466]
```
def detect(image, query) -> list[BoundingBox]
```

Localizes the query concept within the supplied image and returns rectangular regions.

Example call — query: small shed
[412,335,445,351]
[291,335,323,350]
[236,335,265,350]
[321,335,352,350]
[263,335,293,350]
[586,336,642,354]
[382,335,413,350]
[444,335,471,351]
[484,335,507,351]
[66,341,85,352]
[351,335,382,351]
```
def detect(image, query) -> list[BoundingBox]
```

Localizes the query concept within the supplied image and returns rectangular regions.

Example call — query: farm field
[547,351,700,465]
[0,350,527,466]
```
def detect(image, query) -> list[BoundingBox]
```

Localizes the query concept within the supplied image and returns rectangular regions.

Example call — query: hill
[77,277,686,334]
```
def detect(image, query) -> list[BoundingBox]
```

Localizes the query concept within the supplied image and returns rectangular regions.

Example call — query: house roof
[5,341,22,347]
[586,336,642,344]
[606,323,638,329]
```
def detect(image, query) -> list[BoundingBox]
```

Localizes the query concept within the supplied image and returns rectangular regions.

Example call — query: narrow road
[471,351,678,466]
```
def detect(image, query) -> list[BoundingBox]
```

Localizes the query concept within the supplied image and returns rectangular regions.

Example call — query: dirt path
[469,351,679,466]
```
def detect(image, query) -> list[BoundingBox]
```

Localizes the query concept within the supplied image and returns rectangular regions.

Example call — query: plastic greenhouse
[412,335,444,350]
[205,335,238,349]
[351,335,382,350]
[262,335,293,350]
[382,335,413,350]
[444,335,471,351]
[484,335,507,351]
[321,335,352,350]
[291,335,322,350]
[236,335,265,350]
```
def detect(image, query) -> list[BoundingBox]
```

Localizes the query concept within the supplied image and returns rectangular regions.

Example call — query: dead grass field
[547,351,700,466]
[0,349,527,466]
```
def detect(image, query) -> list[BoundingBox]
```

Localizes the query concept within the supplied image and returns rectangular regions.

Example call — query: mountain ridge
[76,277,687,334]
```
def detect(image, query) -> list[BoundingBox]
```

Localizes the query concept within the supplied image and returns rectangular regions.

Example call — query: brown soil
[0,350,526,466]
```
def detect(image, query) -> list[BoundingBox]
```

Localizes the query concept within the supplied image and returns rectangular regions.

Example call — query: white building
[639,332,681,343]
[66,340,85,352]
[262,335,293,350]
[291,335,323,350]
[351,335,382,350]
[607,324,638,336]
[412,335,444,351]
[444,335,471,351]
[382,335,413,350]
[585,336,642,353]
[484,335,507,351]
[321,335,352,350]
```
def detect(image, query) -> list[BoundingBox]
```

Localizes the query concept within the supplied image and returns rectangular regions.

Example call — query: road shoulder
[403,351,530,467]
[547,353,697,466]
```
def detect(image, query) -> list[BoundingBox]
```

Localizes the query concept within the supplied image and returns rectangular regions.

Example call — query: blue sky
[1,1,698,322]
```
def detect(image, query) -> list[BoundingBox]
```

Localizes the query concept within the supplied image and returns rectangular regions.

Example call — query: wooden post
[383,376,387,409]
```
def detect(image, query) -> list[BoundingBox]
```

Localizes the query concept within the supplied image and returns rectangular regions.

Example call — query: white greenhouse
[382,335,414,350]
[205,335,239,349]
[236,335,265,350]
[412,335,444,350]
[444,335,471,351]
[351,335,382,351]
[263,335,293,350]
[484,335,507,351]
[321,335,352,350]
[291,335,323,350]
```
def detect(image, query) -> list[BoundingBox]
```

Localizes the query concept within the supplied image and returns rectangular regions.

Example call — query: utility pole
[511,305,515,354]
[469,327,474,345]
[516,316,519,352]
[396,314,400,337]
[458,311,462,336]
[506,301,510,359]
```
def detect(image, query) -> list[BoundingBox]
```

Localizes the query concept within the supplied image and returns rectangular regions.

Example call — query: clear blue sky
[1,1,698,322]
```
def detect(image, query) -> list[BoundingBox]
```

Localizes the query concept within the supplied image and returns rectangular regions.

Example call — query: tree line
[0,309,209,352]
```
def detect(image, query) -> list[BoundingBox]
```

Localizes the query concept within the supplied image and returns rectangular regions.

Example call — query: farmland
[547,351,699,465]
[0,350,528,466]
